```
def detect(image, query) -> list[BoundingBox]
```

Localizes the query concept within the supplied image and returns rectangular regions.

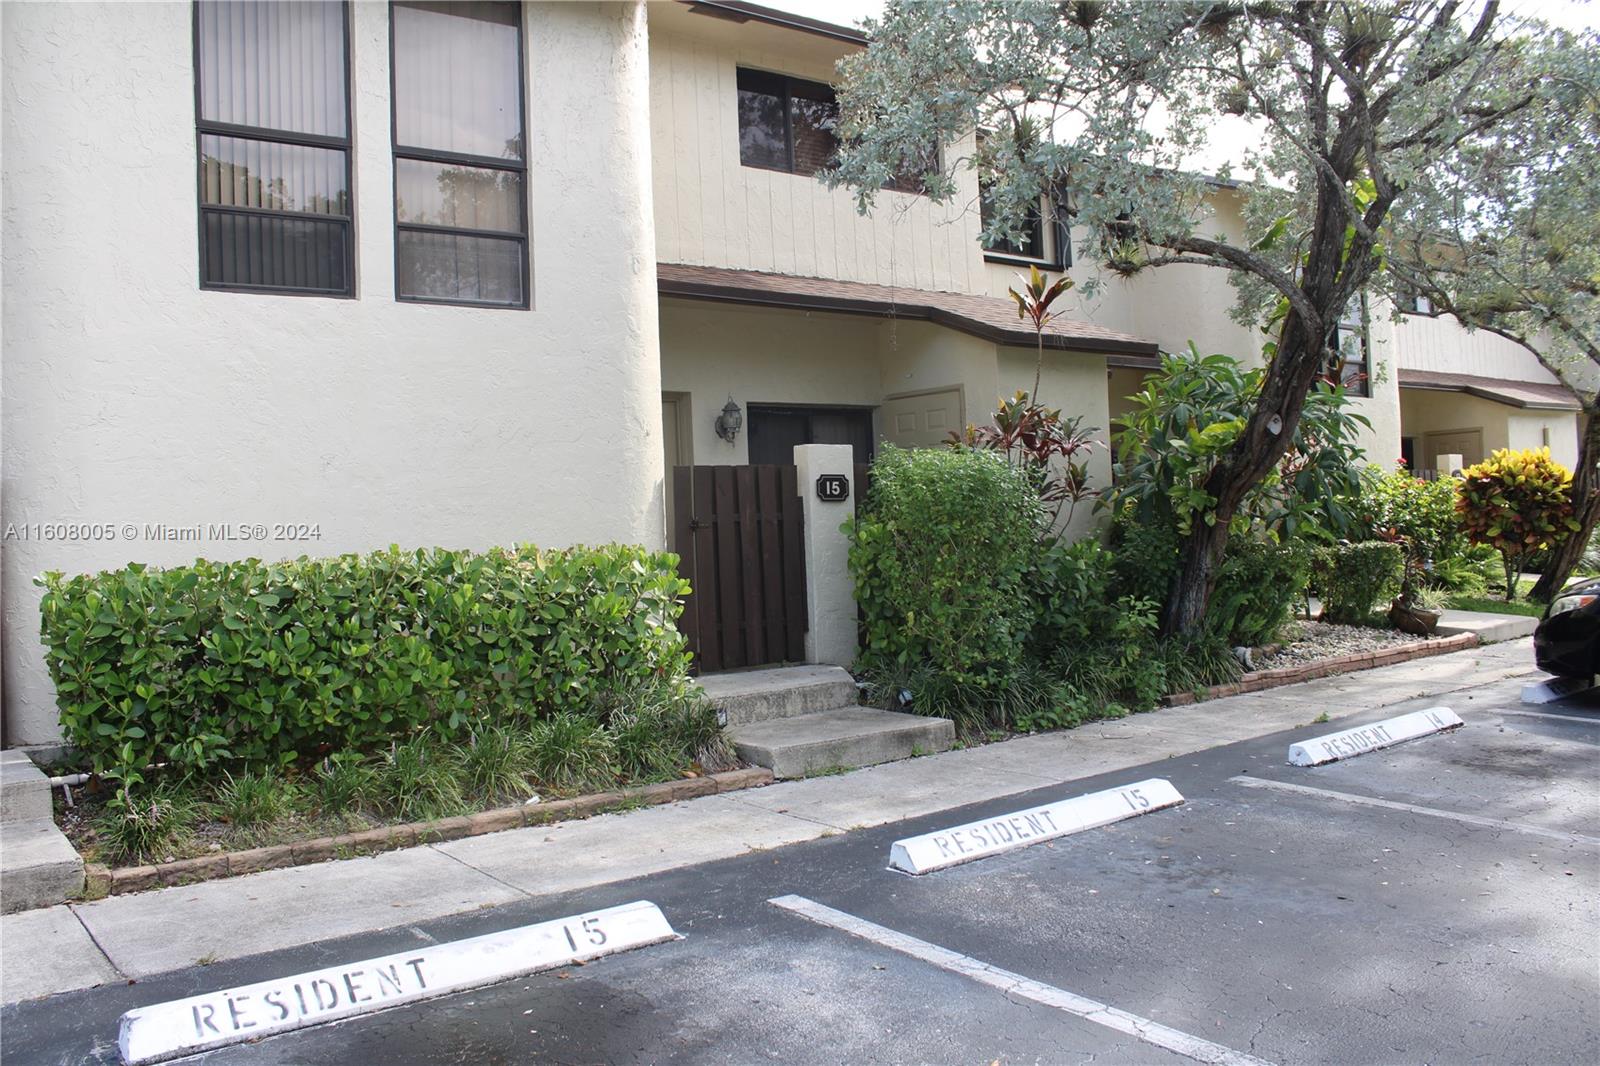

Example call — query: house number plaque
[815,475,850,502]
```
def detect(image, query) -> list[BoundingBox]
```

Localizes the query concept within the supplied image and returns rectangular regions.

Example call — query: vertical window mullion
[783,82,795,173]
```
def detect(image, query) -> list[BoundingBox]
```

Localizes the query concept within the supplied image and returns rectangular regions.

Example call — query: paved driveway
[3,674,1596,1065]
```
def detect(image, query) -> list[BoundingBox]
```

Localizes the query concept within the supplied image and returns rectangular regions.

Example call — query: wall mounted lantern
[715,399,743,443]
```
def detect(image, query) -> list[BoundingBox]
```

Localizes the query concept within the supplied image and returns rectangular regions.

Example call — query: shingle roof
[656,262,1161,364]
[1397,369,1581,411]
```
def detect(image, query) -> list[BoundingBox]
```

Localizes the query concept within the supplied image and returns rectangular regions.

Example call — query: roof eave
[656,275,1158,359]
[680,1,869,46]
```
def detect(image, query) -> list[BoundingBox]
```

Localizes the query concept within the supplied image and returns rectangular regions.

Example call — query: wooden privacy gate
[670,465,807,673]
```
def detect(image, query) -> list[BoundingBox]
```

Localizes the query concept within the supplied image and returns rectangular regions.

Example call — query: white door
[1424,428,1483,474]
[878,387,965,450]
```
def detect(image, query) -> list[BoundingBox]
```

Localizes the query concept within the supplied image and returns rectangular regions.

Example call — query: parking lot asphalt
[3,678,1596,1065]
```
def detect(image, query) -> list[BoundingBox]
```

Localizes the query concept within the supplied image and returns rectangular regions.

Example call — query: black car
[1534,576,1600,678]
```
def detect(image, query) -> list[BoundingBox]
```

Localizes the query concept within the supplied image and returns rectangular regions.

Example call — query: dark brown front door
[746,405,874,467]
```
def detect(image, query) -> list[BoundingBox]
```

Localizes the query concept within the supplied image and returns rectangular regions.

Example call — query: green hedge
[1313,542,1404,624]
[38,544,691,785]
[849,445,1045,689]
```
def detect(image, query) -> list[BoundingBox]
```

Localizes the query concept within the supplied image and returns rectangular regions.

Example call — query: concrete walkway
[1435,606,1541,642]
[0,638,1543,1006]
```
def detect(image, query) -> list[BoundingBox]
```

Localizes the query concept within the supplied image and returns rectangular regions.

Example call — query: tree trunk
[1160,316,1330,636]
[1531,402,1600,601]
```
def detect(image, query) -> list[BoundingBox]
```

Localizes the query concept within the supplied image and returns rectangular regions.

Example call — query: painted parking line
[118,901,679,1065]
[1231,776,1600,846]
[769,895,1276,1066]
[889,778,1184,874]
[1287,707,1462,766]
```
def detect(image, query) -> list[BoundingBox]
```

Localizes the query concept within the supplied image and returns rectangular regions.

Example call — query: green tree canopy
[830,1,1598,633]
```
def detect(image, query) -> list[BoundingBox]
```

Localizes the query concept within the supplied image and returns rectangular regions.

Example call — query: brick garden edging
[1162,632,1480,707]
[84,768,773,899]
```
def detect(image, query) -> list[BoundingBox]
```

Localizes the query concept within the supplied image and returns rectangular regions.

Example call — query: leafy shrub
[1108,508,1181,606]
[1457,448,1580,600]
[1030,538,1116,653]
[1111,515,1306,647]
[1313,542,1405,624]
[37,543,691,791]
[850,446,1045,690]
[1358,466,1465,566]
[1208,538,1310,646]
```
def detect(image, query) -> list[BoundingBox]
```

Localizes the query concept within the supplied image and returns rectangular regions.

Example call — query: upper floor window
[194,1,353,296]
[1329,295,1370,397]
[979,184,1069,269]
[1397,286,1435,315]
[737,68,838,177]
[392,1,528,308]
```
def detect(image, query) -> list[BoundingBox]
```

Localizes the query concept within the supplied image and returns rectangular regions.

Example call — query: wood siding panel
[648,31,988,295]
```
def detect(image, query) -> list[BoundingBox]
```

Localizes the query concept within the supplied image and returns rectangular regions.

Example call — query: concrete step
[695,664,861,727]
[1,749,53,824]
[727,707,956,779]
[1,818,84,914]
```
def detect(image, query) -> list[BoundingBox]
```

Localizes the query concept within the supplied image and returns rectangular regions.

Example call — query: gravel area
[1254,619,1439,670]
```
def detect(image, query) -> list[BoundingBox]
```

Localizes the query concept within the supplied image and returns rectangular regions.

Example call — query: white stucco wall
[1,1,663,744]
[656,298,1116,479]
[996,346,1113,542]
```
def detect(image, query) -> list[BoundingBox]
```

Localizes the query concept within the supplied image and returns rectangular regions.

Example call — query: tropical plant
[829,0,1590,635]
[953,391,1100,526]
[1357,464,1466,603]
[1457,448,1581,600]
[1008,264,1073,401]
[1107,346,1368,543]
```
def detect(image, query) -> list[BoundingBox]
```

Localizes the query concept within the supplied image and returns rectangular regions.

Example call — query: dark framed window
[391,1,528,308]
[737,67,931,192]
[976,132,1067,268]
[194,1,354,296]
[1329,295,1371,397]
[979,183,1070,269]
[738,68,838,177]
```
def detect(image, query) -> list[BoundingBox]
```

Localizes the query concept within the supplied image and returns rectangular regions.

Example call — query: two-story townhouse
[1,0,1577,745]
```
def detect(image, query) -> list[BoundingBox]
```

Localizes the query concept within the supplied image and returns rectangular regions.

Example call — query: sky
[757,0,1600,35]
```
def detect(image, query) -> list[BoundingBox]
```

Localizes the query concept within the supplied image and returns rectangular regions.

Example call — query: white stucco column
[792,445,858,668]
